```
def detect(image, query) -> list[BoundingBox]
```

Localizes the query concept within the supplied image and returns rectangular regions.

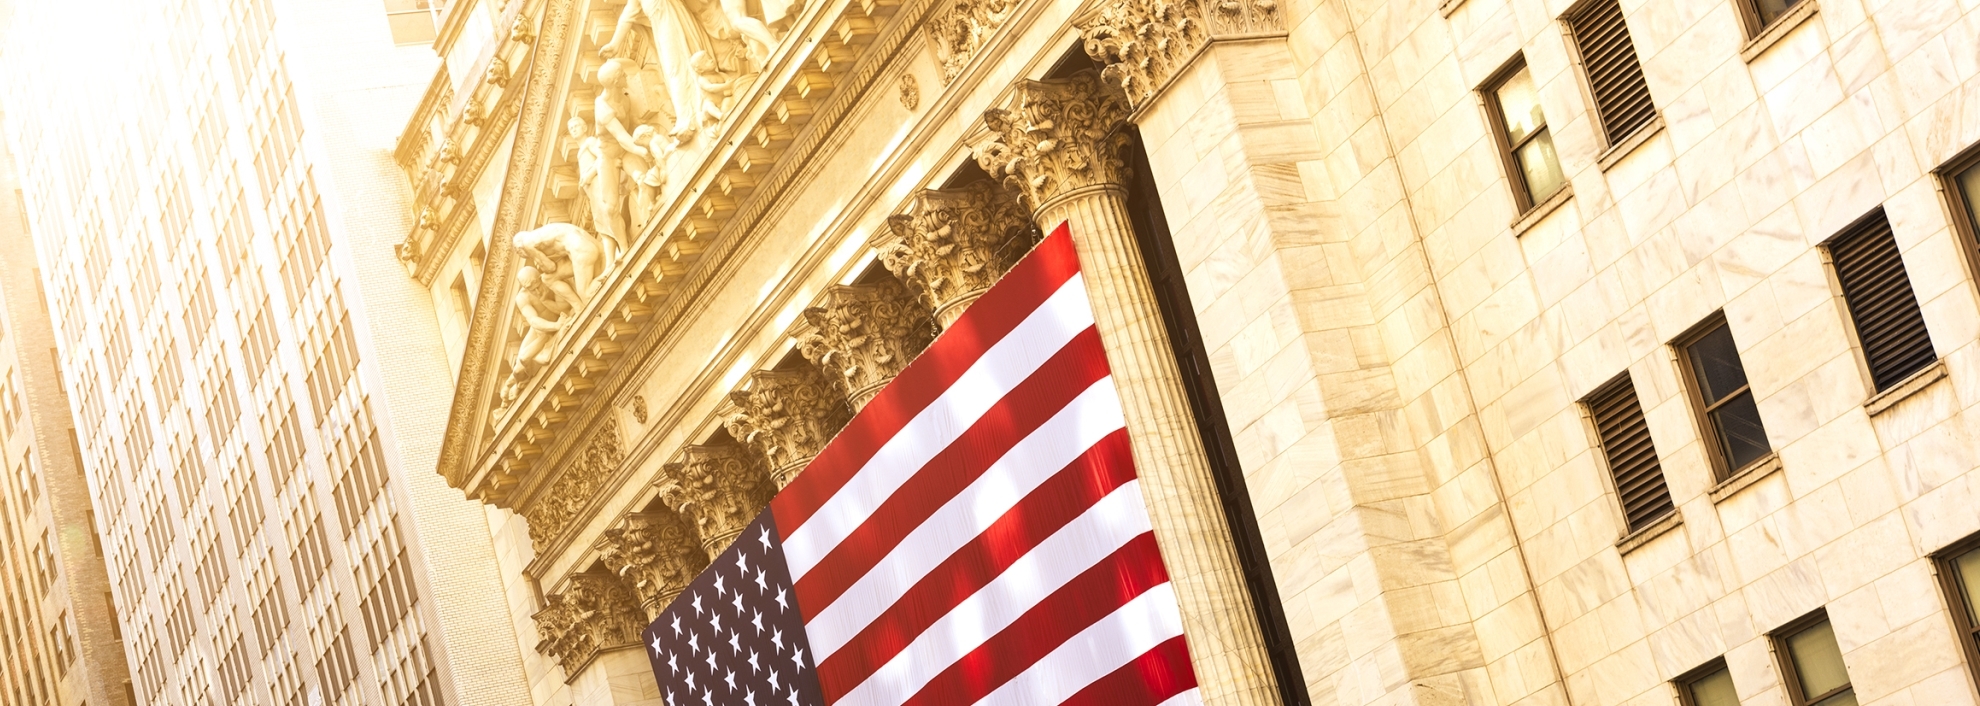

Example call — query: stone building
[1,0,541,705]
[399,0,1980,703]
[0,103,135,705]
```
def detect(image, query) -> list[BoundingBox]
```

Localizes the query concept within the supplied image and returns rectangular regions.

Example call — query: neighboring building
[1,0,537,705]
[0,102,136,704]
[400,0,1980,703]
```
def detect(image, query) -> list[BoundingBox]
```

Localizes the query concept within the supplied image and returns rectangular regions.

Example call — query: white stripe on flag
[834,483,1155,706]
[1159,689,1206,706]
[975,583,1188,706]
[808,377,1127,658]
[783,274,1094,578]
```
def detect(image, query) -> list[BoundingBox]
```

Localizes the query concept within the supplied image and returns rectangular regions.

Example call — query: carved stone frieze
[1077,0,1280,111]
[533,571,646,677]
[795,278,937,410]
[522,416,623,550]
[970,70,1133,212]
[597,511,708,617]
[657,441,776,556]
[878,181,1035,328]
[721,365,853,488]
[931,0,1019,83]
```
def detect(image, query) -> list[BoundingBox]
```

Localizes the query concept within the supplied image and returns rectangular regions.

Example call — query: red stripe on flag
[791,326,1110,614]
[1059,636,1198,706]
[813,430,1138,697]
[893,533,1174,706]
[772,223,1080,536]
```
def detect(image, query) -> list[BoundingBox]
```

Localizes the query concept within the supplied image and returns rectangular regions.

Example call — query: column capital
[656,441,776,556]
[877,181,1036,328]
[721,365,854,488]
[970,70,1133,213]
[1078,0,1284,111]
[795,278,937,410]
[597,511,710,618]
[533,572,646,677]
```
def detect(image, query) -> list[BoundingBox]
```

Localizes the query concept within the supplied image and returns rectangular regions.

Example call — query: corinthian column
[877,181,1036,329]
[597,511,710,618]
[533,572,646,677]
[656,442,777,556]
[971,70,1282,705]
[722,365,854,488]
[794,278,936,410]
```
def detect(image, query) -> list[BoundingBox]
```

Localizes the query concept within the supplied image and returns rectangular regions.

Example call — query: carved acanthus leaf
[795,278,937,410]
[931,0,1019,83]
[970,70,1132,211]
[722,365,853,488]
[878,181,1035,328]
[522,415,623,550]
[657,442,776,556]
[598,511,708,617]
[1076,0,1207,110]
[532,572,644,676]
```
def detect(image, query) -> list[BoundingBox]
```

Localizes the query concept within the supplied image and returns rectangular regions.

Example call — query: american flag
[645,223,1200,705]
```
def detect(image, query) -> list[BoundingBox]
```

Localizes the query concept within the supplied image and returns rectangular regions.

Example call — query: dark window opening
[1824,210,1935,392]
[1676,316,1771,479]
[1564,0,1657,146]
[1583,373,1672,532]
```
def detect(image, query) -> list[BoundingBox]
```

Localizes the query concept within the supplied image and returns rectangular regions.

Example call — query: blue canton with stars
[645,513,824,706]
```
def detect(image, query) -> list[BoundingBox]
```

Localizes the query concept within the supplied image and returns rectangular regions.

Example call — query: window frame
[1818,207,1938,393]
[1771,609,1854,706]
[1581,371,1674,534]
[1672,313,1768,481]
[1480,55,1562,214]
[1735,0,1808,38]
[1559,0,1659,150]
[1936,141,1980,302]
[1674,657,1737,706]
[1934,532,1980,693]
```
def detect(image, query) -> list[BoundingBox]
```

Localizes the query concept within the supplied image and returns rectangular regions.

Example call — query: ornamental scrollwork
[721,364,853,488]
[521,415,623,549]
[656,441,777,556]
[971,70,1132,211]
[597,511,709,617]
[532,571,644,676]
[795,278,937,410]
[878,181,1035,328]
[931,0,1019,83]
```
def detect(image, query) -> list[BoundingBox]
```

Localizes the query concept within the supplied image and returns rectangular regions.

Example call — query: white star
[685,671,697,691]
[752,610,764,635]
[759,526,772,550]
[767,667,780,693]
[774,587,789,612]
[704,650,717,673]
[754,568,768,593]
[736,549,749,577]
[715,574,726,597]
[728,629,741,655]
[702,687,714,706]
[671,615,683,636]
[771,628,783,653]
[668,651,679,675]
[688,632,700,654]
[692,592,704,616]
[746,688,757,706]
[732,591,745,615]
[725,669,736,691]
[650,635,663,656]
[712,611,724,635]
[792,647,805,672]
[787,688,801,706]
[749,650,760,674]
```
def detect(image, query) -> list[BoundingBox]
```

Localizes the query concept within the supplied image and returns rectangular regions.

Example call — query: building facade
[402,0,1980,704]
[2,0,541,704]
[0,102,136,705]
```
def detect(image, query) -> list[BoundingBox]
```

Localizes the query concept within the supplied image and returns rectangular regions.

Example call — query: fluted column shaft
[974,70,1281,705]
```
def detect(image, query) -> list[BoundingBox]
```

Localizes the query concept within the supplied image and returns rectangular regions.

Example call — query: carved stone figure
[722,365,853,488]
[533,571,645,675]
[507,265,575,398]
[597,511,708,617]
[932,0,1018,83]
[595,58,665,231]
[878,181,1035,328]
[602,0,720,144]
[690,51,739,127]
[971,70,1132,211]
[795,278,937,410]
[513,222,606,299]
[656,441,775,556]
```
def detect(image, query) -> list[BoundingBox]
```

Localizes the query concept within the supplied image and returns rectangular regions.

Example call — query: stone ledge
[1616,511,1683,554]
[1709,453,1783,503]
[1439,0,1466,17]
[1865,358,1946,416]
[1597,115,1664,173]
[1739,0,1820,63]
[1512,184,1574,236]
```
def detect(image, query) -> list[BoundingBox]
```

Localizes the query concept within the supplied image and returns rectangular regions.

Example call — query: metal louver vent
[1587,374,1672,532]
[1567,0,1658,145]
[1830,212,1936,391]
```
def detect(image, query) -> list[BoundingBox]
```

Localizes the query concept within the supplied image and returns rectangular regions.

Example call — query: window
[1584,373,1673,532]
[383,0,440,45]
[1936,536,1980,688]
[1740,0,1807,35]
[1678,659,1740,706]
[1940,147,1980,308]
[1485,58,1567,212]
[1563,0,1657,146]
[1774,612,1856,706]
[1677,316,1772,478]
[1824,210,1935,391]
